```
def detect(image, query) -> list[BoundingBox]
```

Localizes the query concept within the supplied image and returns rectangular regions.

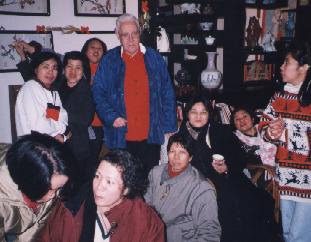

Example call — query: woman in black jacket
[177,96,276,242]
[58,51,95,183]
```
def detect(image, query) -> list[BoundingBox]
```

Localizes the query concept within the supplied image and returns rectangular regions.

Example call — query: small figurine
[245,16,262,49]
[157,26,170,52]
[261,31,276,52]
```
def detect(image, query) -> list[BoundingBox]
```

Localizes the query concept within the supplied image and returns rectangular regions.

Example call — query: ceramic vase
[200,52,222,89]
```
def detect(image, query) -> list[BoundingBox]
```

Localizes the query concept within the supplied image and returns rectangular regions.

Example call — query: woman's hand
[267,116,285,140]
[54,134,64,143]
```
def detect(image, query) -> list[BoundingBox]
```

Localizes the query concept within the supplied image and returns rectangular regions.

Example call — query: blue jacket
[92,45,177,149]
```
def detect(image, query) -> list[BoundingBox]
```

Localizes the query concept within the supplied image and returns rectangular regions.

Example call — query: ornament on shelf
[139,0,151,32]
[261,31,276,52]
[201,52,222,90]
[157,27,170,52]
[245,16,262,49]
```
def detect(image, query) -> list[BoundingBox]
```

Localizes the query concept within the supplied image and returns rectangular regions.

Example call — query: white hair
[115,13,140,35]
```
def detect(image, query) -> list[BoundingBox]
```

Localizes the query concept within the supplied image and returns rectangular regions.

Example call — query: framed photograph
[0,0,50,16]
[74,0,126,16]
[0,30,53,72]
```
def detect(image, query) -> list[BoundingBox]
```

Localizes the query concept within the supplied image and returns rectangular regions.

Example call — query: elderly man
[92,13,177,174]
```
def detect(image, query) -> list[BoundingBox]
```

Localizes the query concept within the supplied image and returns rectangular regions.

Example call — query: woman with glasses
[259,40,311,242]
[36,149,164,242]
[0,132,72,242]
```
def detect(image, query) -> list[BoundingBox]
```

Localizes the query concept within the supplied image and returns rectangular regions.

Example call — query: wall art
[74,0,126,16]
[0,30,53,72]
[0,0,50,16]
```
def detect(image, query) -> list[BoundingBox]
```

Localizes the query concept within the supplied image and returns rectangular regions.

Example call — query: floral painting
[74,0,125,16]
[0,0,50,15]
[0,31,53,72]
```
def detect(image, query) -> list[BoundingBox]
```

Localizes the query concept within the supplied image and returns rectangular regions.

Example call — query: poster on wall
[74,0,126,16]
[0,31,53,72]
[0,0,50,16]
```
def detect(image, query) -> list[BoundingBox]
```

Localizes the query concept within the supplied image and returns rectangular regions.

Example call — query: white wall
[0,0,137,143]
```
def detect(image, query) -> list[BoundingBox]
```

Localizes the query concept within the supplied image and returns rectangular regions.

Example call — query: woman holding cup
[177,96,275,242]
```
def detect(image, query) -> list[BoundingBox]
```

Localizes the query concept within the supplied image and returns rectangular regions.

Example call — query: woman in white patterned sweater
[259,41,311,242]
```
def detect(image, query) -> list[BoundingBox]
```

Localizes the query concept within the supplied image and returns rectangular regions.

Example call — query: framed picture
[74,0,126,16]
[0,0,50,16]
[0,30,53,72]
[244,60,274,81]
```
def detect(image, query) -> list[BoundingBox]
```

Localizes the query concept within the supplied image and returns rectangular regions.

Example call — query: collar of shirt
[121,43,146,57]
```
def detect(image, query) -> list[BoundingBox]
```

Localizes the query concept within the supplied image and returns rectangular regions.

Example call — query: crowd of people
[0,12,310,242]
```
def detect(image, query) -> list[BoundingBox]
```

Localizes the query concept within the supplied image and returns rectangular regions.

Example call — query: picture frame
[0,30,54,73]
[74,0,126,17]
[0,0,50,16]
[243,60,274,81]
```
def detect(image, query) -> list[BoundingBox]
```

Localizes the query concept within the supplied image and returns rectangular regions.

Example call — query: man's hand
[113,117,127,128]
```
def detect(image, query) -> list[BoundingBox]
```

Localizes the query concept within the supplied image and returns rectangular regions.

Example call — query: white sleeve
[15,81,67,137]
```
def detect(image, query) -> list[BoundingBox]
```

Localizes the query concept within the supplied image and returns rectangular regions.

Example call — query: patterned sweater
[259,89,311,203]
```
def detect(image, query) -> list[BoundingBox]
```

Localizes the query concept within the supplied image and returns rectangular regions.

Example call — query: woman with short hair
[145,133,221,242]
[36,149,165,242]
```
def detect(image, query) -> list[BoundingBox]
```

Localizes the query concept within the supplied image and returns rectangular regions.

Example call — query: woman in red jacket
[36,149,165,242]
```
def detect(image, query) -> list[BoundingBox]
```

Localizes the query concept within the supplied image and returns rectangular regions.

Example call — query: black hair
[167,133,194,157]
[28,40,42,58]
[230,106,258,130]
[31,51,62,89]
[5,132,71,201]
[183,96,214,122]
[81,37,107,58]
[98,149,148,199]
[285,40,311,106]
[63,51,91,82]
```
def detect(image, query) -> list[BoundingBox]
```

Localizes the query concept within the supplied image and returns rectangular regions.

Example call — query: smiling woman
[15,52,69,143]
[57,51,95,183]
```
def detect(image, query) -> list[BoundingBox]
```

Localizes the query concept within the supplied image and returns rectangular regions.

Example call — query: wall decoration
[0,0,50,16]
[74,0,126,16]
[0,30,53,72]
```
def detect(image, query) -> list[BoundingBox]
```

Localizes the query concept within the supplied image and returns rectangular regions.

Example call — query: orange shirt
[90,63,103,127]
[123,50,150,141]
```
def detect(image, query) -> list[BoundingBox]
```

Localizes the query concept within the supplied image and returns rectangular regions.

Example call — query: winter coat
[92,44,177,149]
[36,184,165,242]
[0,144,56,242]
[145,164,221,242]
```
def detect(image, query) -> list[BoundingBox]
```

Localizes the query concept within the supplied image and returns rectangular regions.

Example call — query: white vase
[200,52,222,90]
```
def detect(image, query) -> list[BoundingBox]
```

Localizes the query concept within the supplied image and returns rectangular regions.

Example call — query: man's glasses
[119,31,140,40]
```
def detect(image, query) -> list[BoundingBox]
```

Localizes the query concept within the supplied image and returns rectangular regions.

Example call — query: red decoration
[36,25,46,33]
[80,26,90,34]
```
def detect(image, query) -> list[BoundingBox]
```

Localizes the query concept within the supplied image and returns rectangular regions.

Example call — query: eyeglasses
[119,31,140,40]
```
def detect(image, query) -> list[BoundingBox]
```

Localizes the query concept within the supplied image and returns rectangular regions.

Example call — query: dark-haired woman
[57,51,95,183]
[145,133,221,242]
[259,41,311,242]
[231,107,277,167]
[15,52,69,143]
[36,149,164,242]
[0,132,71,242]
[81,38,108,161]
[177,96,275,242]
